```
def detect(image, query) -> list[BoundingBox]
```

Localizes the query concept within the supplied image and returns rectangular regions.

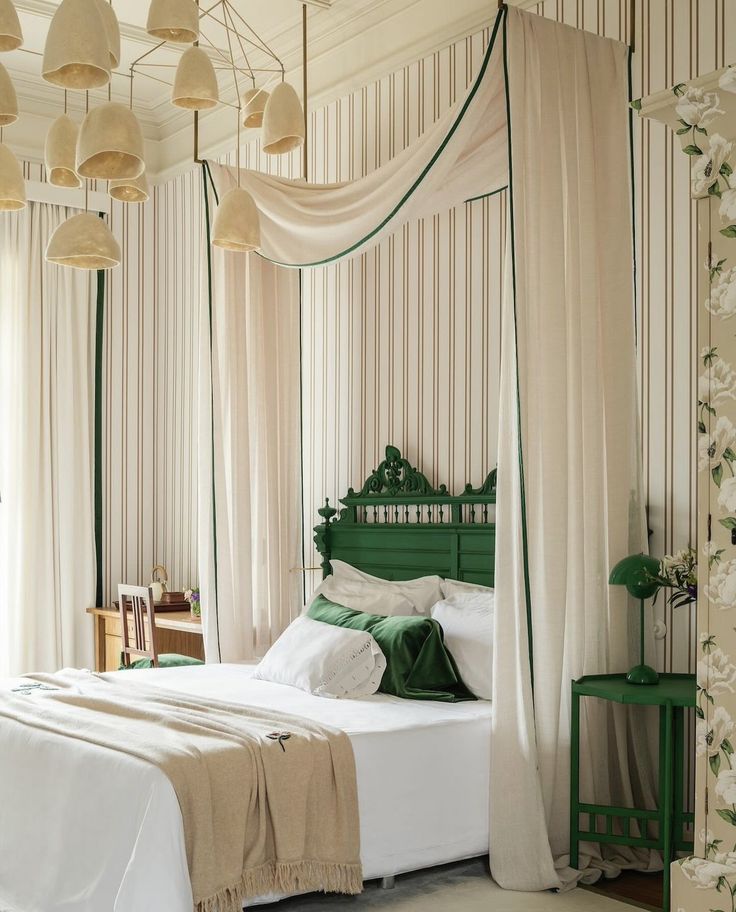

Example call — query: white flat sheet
[0,664,491,912]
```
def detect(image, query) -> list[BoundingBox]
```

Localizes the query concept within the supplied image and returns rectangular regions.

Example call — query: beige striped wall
[23,2,733,665]
[297,1,736,672]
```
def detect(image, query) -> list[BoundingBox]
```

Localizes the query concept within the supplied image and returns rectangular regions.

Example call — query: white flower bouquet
[650,547,698,610]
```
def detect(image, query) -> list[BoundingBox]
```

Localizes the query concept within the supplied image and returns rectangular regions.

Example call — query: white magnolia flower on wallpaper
[719,477,736,513]
[704,540,725,566]
[698,647,736,694]
[722,184,736,221]
[716,769,736,805]
[696,706,735,756]
[676,86,724,128]
[705,558,736,610]
[706,266,736,319]
[681,854,736,889]
[699,357,736,406]
[698,416,736,472]
[720,65,736,94]
[692,134,734,196]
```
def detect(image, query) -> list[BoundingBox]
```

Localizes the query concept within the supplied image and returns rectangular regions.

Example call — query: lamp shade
[146,0,198,44]
[42,0,110,90]
[109,171,149,203]
[262,82,304,156]
[609,553,661,600]
[172,47,218,110]
[0,0,22,52]
[46,212,120,269]
[241,86,269,128]
[96,0,120,68]
[45,114,81,188]
[77,102,145,180]
[0,60,17,125]
[211,187,260,252]
[0,142,25,210]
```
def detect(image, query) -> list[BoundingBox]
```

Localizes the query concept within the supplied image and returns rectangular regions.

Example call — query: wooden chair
[118,584,204,670]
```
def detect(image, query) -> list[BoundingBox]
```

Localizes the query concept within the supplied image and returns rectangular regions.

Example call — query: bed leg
[379,876,396,890]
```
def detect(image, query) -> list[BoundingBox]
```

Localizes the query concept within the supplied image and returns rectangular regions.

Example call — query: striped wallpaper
[20,2,734,669]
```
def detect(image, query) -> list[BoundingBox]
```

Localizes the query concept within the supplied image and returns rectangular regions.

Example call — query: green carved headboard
[314,445,496,587]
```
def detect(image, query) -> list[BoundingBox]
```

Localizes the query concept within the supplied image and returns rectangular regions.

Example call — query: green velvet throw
[307,596,475,702]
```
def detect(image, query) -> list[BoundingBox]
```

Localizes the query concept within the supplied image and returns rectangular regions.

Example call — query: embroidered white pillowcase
[253,615,386,698]
[310,574,415,617]
[431,590,494,700]
[329,558,444,616]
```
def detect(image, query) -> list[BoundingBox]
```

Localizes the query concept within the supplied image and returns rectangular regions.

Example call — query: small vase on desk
[185,587,201,618]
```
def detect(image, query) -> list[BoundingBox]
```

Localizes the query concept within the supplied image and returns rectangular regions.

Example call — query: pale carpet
[257,858,637,911]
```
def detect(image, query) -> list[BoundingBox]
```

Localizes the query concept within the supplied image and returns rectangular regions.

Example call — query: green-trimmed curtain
[202,5,653,893]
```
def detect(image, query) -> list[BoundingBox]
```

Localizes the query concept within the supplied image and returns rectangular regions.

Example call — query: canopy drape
[202,4,653,892]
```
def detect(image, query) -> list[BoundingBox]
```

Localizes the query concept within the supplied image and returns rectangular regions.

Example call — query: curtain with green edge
[201,5,652,894]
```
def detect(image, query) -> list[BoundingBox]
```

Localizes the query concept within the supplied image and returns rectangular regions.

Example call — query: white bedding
[0,664,491,912]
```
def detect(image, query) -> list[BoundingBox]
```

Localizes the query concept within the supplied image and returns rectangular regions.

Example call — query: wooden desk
[87,606,205,672]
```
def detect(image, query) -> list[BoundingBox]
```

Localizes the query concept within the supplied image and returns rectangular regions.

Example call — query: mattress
[0,664,491,912]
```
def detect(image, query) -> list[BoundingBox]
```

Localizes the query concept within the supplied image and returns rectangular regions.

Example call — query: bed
[0,446,496,912]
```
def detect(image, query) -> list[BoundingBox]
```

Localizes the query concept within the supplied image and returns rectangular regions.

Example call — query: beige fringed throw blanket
[3,669,362,911]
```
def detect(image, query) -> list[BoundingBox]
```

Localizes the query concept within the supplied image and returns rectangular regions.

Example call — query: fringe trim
[196,860,364,912]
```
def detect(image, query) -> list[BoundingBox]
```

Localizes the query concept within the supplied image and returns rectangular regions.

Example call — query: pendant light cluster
[0,0,23,211]
[0,0,307,266]
[38,0,140,268]
[128,0,307,255]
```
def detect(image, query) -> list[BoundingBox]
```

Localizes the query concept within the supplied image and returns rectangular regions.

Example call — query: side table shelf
[570,673,696,910]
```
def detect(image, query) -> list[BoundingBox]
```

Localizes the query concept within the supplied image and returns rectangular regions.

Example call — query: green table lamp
[609,553,661,685]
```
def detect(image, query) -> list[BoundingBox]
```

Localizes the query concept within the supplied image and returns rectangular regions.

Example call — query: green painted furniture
[313,445,496,585]
[570,673,695,910]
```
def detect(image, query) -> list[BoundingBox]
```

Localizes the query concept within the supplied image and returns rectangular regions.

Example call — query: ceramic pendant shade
[146,0,198,44]
[0,61,17,125]
[77,102,145,180]
[42,0,110,89]
[46,212,120,269]
[96,0,120,68]
[0,0,22,52]
[211,187,260,252]
[109,171,149,203]
[262,82,305,155]
[172,47,218,110]
[241,86,269,128]
[0,142,25,210]
[45,115,81,188]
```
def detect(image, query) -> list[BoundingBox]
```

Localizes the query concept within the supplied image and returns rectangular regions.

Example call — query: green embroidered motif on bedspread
[307,596,476,702]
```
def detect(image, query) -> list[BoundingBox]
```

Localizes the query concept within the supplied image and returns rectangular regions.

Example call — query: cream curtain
[204,4,652,890]
[491,12,657,889]
[197,214,303,662]
[0,202,96,675]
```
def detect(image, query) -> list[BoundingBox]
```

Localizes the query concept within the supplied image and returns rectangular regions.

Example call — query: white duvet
[0,664,491,912]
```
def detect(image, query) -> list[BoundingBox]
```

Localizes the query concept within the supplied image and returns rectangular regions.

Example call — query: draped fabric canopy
[202,5,651,893]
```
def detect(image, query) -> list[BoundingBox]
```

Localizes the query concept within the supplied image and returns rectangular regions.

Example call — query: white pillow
[431,591,494,699]
[441,577,494,599]
[253,616,386,698]
[310,575,415,617]
[330,559,443,616]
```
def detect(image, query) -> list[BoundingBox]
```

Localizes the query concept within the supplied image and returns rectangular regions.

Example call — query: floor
[258,859,651,911]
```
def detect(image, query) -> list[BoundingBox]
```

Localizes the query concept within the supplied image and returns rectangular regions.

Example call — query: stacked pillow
[255,562,494,701]
[252,616,386,698]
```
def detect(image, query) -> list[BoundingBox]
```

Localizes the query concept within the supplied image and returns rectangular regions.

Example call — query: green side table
[570,673,695,910]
